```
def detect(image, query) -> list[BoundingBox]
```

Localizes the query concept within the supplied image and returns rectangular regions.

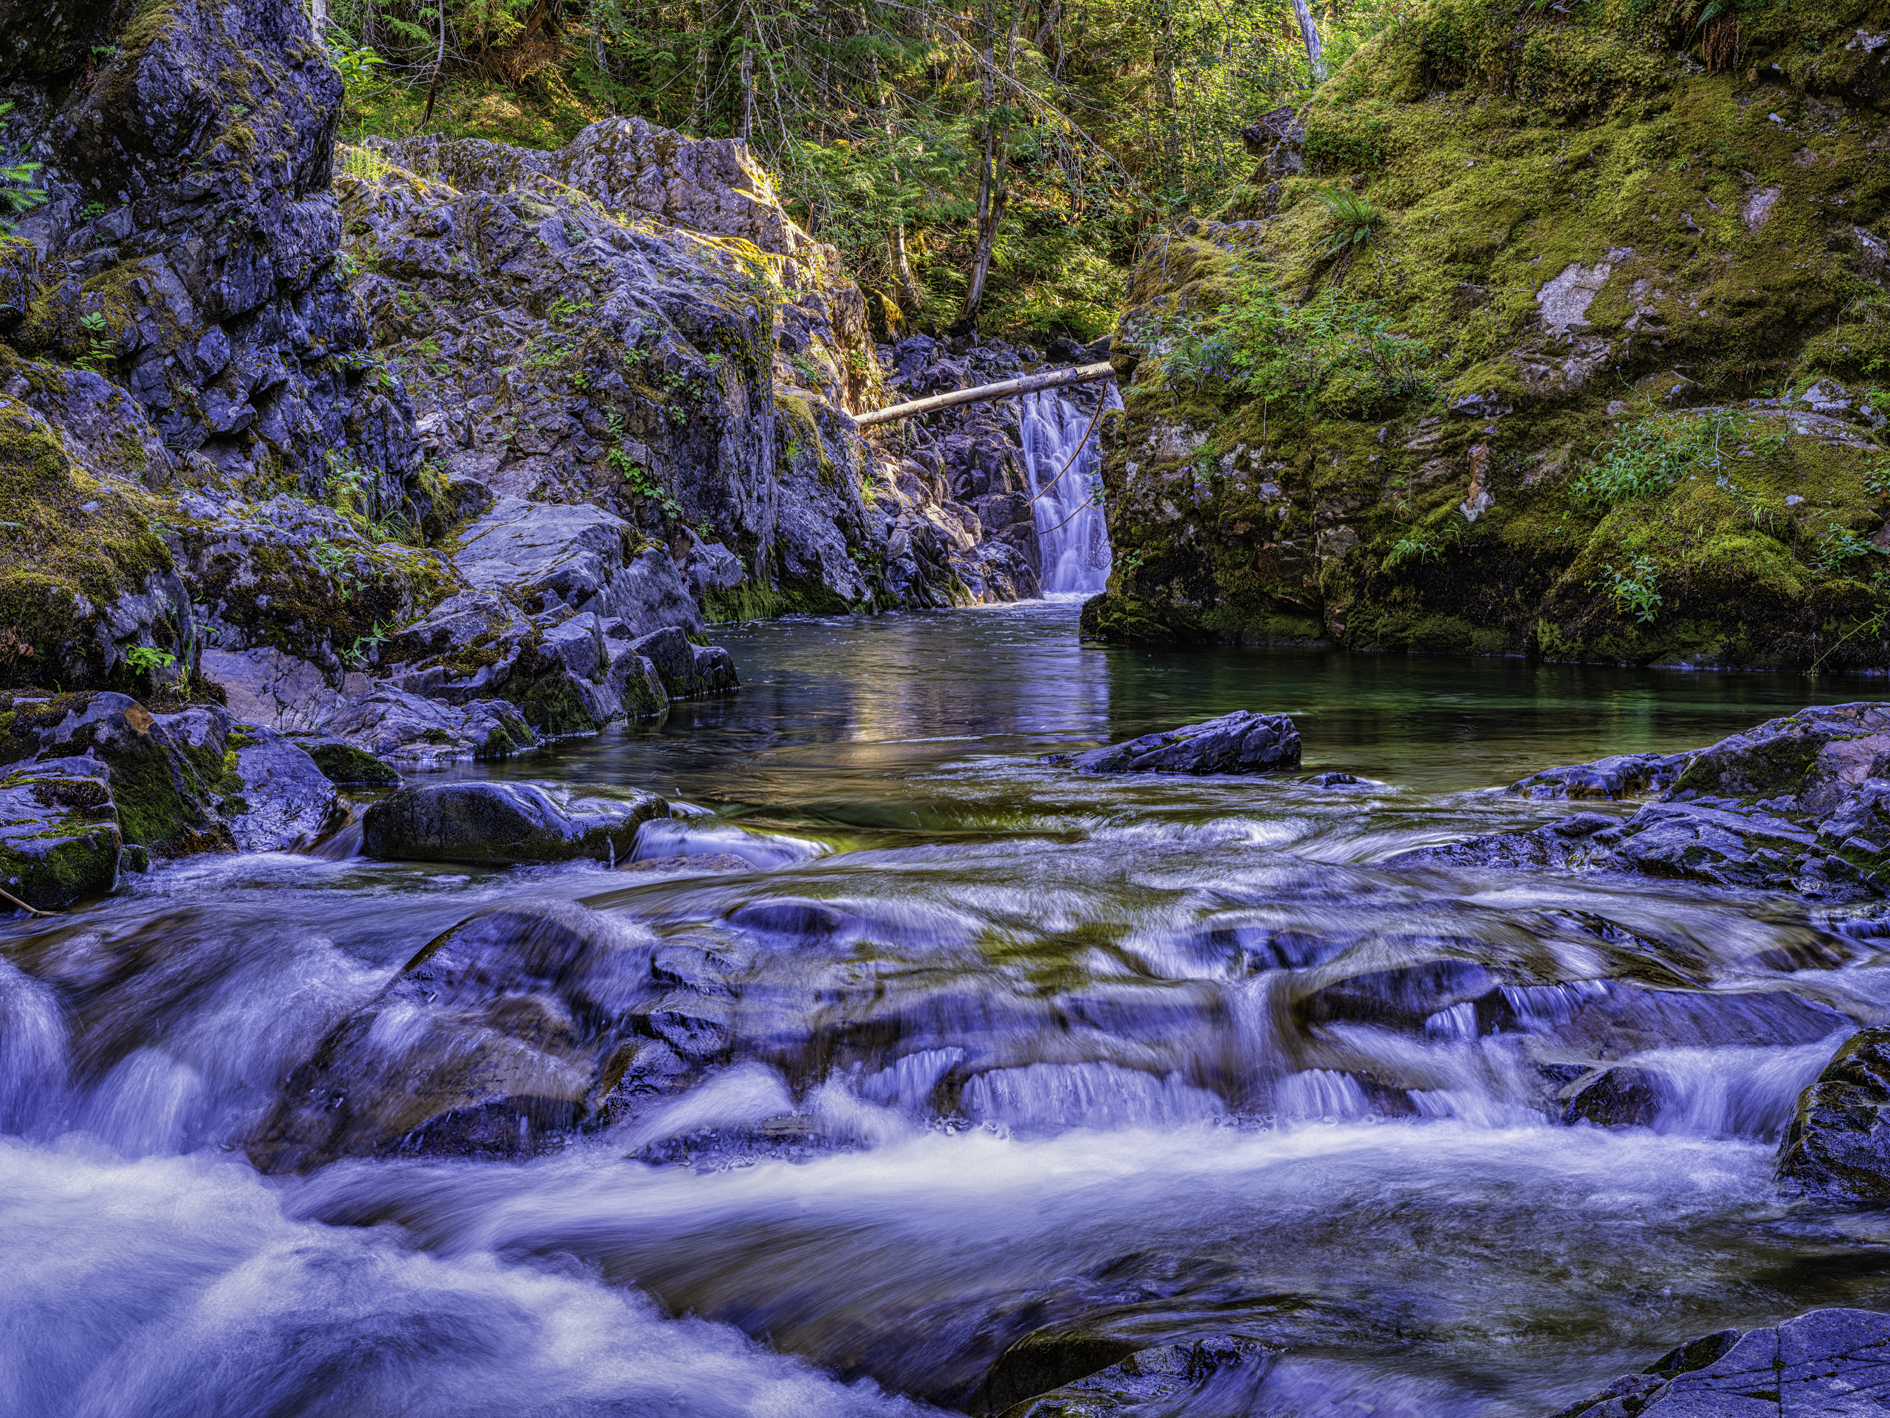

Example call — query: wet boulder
[361,780,671,865]
[626,626,739,699]
[1510,751,1695,801]
[1561,1066,1665,1128]
[1550,1310,1890,1416]
[221,727,347,853]
[0,757,120,911]
[249,899,665,1170]
[297,738,401,787]
[1777,1027,1890,1205]
[1050,711,1301,775]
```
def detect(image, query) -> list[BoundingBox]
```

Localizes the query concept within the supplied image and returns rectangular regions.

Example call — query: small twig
[0,884,52,917]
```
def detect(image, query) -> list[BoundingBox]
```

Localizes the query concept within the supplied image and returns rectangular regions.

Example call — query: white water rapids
[9,603,1890,1416]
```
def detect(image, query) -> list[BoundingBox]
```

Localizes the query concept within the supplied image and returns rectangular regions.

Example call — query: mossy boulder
[1096,0,1890,670]
[0,757,120,911]
[0,393,191,689]
[360,780,670,865]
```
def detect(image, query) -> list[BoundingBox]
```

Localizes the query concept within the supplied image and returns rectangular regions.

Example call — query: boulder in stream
[1049,711,1301,775]
[989,1334,1274,1417]
[361,780,671,864]
[1394,703,1890,902]
[1549,1308,1890,1416]
[1777,1027,1890,1205]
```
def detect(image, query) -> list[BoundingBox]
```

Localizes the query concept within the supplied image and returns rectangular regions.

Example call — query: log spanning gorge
[13,602,1890,1416]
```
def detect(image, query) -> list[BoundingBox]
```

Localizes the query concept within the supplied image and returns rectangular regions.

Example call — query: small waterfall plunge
[1019,388,1116,594]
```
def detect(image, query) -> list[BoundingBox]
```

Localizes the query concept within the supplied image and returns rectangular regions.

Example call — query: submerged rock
[249,900,666,1170]
[361,780,671,864]
[1549,1309,1890,1416]
[1049,711,1301,775]
[992,1334,1273,1417]
[1777,1027,1890,1205]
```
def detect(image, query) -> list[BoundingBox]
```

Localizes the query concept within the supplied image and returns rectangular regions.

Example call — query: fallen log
[853,360,1115,427]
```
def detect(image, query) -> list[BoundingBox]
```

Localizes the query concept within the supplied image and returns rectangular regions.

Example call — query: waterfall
[1019,388,1116,594]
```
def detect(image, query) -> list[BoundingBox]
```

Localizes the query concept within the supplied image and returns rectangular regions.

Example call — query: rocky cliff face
[0,0,1047,750]
[1091,0,1890,670]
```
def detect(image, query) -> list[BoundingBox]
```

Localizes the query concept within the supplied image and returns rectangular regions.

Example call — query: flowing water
[1020,391,1114,593]
[10,601,1890,1417]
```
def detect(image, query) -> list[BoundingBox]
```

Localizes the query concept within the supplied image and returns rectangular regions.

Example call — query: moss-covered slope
[1092,0,1890,670]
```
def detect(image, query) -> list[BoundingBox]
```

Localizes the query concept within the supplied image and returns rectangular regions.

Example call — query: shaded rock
[248,899,665,1170]
[0,757,119,911]
[1049,711,1301,775]
[222,726,346,852]
[321,687,537,770]
[1778,1027,1890,1205]
[299,739,400,787]
[0,690,234,855]
[1394,704,1890,903]
[628,626,739,699]
[1550,1309,1890,1416]
[361,780,670,865]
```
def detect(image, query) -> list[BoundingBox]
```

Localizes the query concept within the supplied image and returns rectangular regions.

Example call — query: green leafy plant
[1312,186,1384,259]
[124,645,177,676]
[344,620,389,669]
[1573,413,1731,508]
[1382,531,1442,571]
[1601,554,1663,624]
[75,310,115,371]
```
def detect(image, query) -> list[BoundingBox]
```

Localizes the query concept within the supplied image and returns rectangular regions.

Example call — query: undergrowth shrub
[1142,267,1433,418]
[1571,412,1733,507]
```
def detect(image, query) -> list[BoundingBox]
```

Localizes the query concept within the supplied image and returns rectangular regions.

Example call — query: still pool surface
[6,598,1890,1417]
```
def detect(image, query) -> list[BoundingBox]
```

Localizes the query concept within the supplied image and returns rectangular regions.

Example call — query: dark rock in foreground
[1777,1027,1890,1205]
[361,780,671,864]
[989,1333,1272,1416]
[1393,703,1890,902]
[1048,711,1301,775]
[1550,1308,1890,1416]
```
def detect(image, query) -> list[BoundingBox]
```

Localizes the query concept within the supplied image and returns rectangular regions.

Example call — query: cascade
[1019,388,1117,594]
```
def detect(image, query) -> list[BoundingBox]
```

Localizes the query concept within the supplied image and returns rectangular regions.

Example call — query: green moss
[1098,0,1890,669]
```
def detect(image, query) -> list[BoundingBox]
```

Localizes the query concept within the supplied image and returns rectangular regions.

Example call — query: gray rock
[992,1334,1273,1417]
[201,645,370,734]
[0,757,120,911]
[322,687,538,770]
[1550,1309,1890,1416]
[361,780,671,864]
[1562,1066,1664,1128]
[1777,1028,1890,1204]
[295,737,400,787]
[223,727,346,853]
[1050,711,1302,775]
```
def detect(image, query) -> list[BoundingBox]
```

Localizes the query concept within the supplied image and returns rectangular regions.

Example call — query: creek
[8,599,1890,1417]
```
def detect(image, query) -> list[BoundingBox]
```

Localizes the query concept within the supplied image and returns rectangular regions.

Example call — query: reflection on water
[5,600,1890,1417]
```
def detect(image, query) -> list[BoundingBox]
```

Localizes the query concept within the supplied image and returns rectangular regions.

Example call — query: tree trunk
[737,3,755,142]
[308,0,326,41]
[863,12,924,320]
[1292,0,1326,80]
[959,3,1014,330]
[418,1,448,131]
[855,361,1114,427]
